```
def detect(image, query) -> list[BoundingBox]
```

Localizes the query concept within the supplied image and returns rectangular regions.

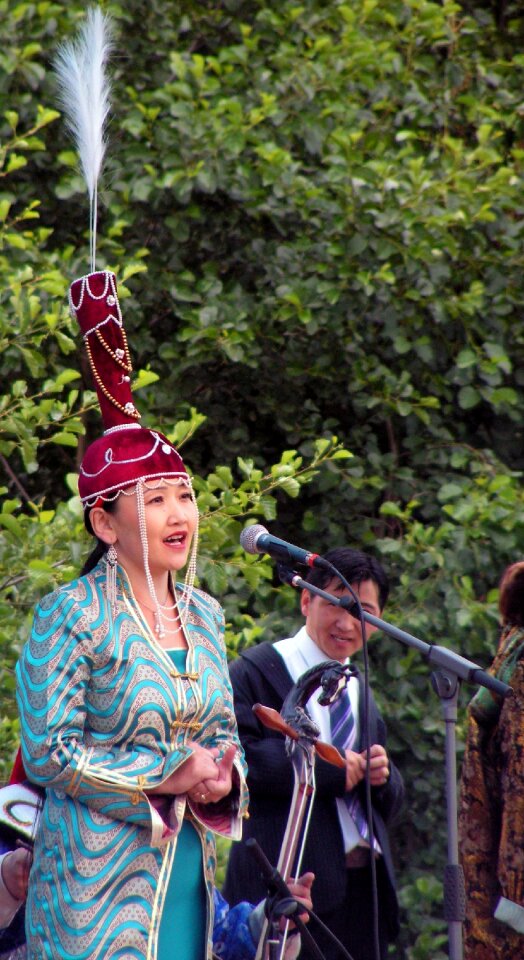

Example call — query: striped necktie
[329,685,356,752]
[329,686,372,845]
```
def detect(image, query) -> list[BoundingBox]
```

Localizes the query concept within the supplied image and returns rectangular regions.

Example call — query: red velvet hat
[69,271,188,506]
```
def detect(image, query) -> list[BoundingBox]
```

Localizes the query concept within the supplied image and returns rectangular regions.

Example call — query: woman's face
[105,482,198,581]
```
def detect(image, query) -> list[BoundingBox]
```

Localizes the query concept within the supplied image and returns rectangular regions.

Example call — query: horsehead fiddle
[252,659,356,960]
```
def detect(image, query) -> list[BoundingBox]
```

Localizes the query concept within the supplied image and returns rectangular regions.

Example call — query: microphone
[239,524,328,569]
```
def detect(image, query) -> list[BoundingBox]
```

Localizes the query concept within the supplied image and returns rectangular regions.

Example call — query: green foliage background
[2,1,524,956]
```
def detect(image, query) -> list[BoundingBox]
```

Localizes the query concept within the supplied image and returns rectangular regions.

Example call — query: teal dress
[157,649,206,960]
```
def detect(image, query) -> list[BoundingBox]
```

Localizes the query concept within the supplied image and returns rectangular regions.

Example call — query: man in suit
[224,547,404,960]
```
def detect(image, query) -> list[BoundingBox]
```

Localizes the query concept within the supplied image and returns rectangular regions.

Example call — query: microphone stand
[278,567,512,960]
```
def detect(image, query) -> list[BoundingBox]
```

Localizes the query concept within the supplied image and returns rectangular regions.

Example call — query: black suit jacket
[223,641,404,938]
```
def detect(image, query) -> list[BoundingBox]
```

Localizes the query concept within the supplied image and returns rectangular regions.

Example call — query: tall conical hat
[69,270,188,506]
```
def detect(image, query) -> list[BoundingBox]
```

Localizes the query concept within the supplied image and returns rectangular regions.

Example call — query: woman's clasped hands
[150,742,237,805]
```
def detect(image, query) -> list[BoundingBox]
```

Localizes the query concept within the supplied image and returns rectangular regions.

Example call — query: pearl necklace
[135,593,178,612]
[135,594,181,636]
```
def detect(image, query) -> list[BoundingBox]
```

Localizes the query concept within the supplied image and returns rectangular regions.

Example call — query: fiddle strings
[256,750,316,960]
[276,757,317,960]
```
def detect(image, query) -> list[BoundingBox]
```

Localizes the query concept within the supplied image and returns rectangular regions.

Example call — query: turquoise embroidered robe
[15,561,248,960]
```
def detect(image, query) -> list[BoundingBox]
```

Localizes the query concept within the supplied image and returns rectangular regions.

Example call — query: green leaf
[3,231,29,249]
[28,558,54,572]
[458,386,481,410]
[437,483,463,502]
[51,432,79,448]
[0,515,23,537]
[134,368,160,389]
[455,349,477,369]
[35,105,60,126]
[4,110,18,129]
[276,477,300,497]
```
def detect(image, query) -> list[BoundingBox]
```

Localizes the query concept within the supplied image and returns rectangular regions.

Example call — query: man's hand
[283,871,314,928]
[1,848,32,901]
[344,744,389,791]
[344,748,365,791]
[360,744,389,786]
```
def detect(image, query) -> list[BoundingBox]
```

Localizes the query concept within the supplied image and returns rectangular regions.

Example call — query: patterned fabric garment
[0,872,261,960]
[15,560,248,960]
[458,625,524,960]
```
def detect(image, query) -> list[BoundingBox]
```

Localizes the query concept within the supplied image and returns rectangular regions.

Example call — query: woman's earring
[106,543,118,614]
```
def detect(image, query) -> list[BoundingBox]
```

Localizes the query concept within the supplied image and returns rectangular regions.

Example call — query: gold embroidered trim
[131,774,147,805]
[170,720,202,732]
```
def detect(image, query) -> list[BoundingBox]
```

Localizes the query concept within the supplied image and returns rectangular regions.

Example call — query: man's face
[300,577,382,662]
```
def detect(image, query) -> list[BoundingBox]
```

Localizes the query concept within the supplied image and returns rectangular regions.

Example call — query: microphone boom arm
[278,566,511,699]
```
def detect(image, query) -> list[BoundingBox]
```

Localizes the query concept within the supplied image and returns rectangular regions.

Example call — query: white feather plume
[54,7,113,272]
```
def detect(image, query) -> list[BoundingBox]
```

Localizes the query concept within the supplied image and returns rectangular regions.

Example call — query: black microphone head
[240,524,268,555]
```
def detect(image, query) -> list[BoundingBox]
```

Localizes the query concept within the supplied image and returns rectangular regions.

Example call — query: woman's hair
[499,560,524,628]
[81,498,119,576]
